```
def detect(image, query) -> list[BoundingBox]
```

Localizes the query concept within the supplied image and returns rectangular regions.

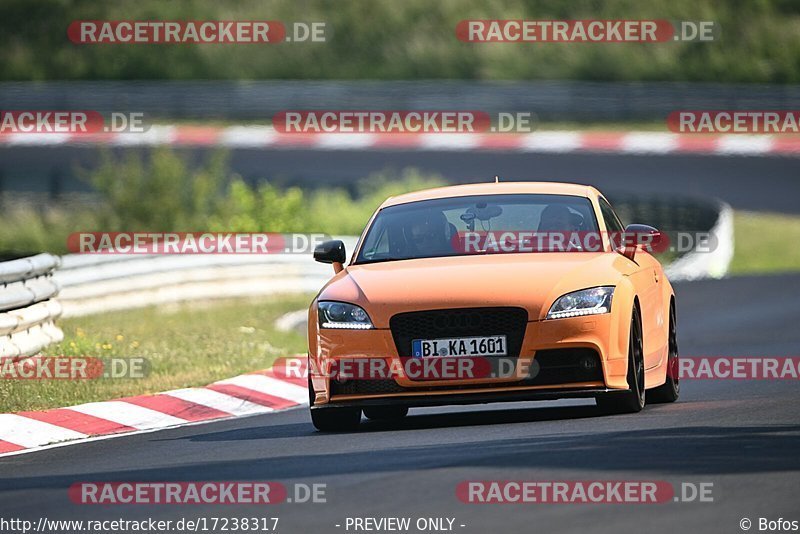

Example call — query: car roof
[380,181,600,208]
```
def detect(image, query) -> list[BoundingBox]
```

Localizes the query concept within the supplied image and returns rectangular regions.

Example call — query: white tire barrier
[0,254,63,360]
[55,238,359,318]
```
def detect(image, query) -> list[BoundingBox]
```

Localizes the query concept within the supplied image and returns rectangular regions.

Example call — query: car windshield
[355,193,600,264]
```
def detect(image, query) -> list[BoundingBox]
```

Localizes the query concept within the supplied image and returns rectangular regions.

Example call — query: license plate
[412,335,507,357]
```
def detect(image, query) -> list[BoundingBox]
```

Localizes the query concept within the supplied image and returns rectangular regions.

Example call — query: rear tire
[647,303,680,404]
[596,304,646,414]
[363,406,408,421]
[309,376,361,431]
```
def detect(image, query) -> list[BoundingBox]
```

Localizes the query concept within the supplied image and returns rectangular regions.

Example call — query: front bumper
[310,312,630,407]
[310,386,625,410]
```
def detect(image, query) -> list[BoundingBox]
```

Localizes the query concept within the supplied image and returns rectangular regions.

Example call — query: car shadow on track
[146,398,724,442]
[155,402,618,443]
[359,403,612,432]
[2,423,799,494]
[185,403,609,442]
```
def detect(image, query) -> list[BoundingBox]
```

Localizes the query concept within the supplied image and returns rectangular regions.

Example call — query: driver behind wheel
[538,204,581,232]
[405,211,454,256]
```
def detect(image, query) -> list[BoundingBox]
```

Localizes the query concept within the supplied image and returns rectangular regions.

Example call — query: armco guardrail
[0,253,63,360]
[2,81,800,122]
[55,238,360,318]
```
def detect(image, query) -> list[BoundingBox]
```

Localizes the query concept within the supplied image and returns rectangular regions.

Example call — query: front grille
[389,307,529,359]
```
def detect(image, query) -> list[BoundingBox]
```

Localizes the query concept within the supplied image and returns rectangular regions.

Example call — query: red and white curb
[1,126,799,156]
[0,360,308,458]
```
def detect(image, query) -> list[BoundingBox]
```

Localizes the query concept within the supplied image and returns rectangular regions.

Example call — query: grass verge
[0,294,312,413]
[730,212,800,275]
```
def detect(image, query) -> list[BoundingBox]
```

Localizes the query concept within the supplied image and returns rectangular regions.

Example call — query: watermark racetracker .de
[456,19,719,43]
[67,232,330,254]
[668,110,800,134]
[0,357,149,380]
[67,21,329,44]
[273,110,537,133]
[0,111,147,134]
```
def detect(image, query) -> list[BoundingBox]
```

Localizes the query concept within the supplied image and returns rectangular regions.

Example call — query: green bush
[83,148,230,231]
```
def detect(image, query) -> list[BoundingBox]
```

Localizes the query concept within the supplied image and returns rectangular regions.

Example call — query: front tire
[309,376,361,431]
[596,304,646,414]
[310,407,362,431]
[647,303,680,404]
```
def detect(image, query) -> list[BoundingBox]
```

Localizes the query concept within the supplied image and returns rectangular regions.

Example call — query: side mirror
[314,240,346,273]
[617,224,662,261]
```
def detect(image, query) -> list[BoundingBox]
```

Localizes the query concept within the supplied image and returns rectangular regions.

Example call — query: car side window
[599,198,624,233]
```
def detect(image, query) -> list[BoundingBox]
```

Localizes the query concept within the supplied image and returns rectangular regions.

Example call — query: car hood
[317,252,634,327]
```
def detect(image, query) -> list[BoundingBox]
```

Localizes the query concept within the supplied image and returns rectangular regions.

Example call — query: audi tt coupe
[307,182,679,431]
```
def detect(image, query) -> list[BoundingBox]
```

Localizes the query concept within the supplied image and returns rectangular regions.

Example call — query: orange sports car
[307,181,679,431]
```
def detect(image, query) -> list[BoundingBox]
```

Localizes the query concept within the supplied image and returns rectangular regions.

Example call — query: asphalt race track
[4,146,800,213]
[0,274,798,534]
[3,142,799,533]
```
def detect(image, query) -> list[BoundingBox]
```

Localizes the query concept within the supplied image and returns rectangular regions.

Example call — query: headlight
[318,301,374,329]
[546,286,614,320]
